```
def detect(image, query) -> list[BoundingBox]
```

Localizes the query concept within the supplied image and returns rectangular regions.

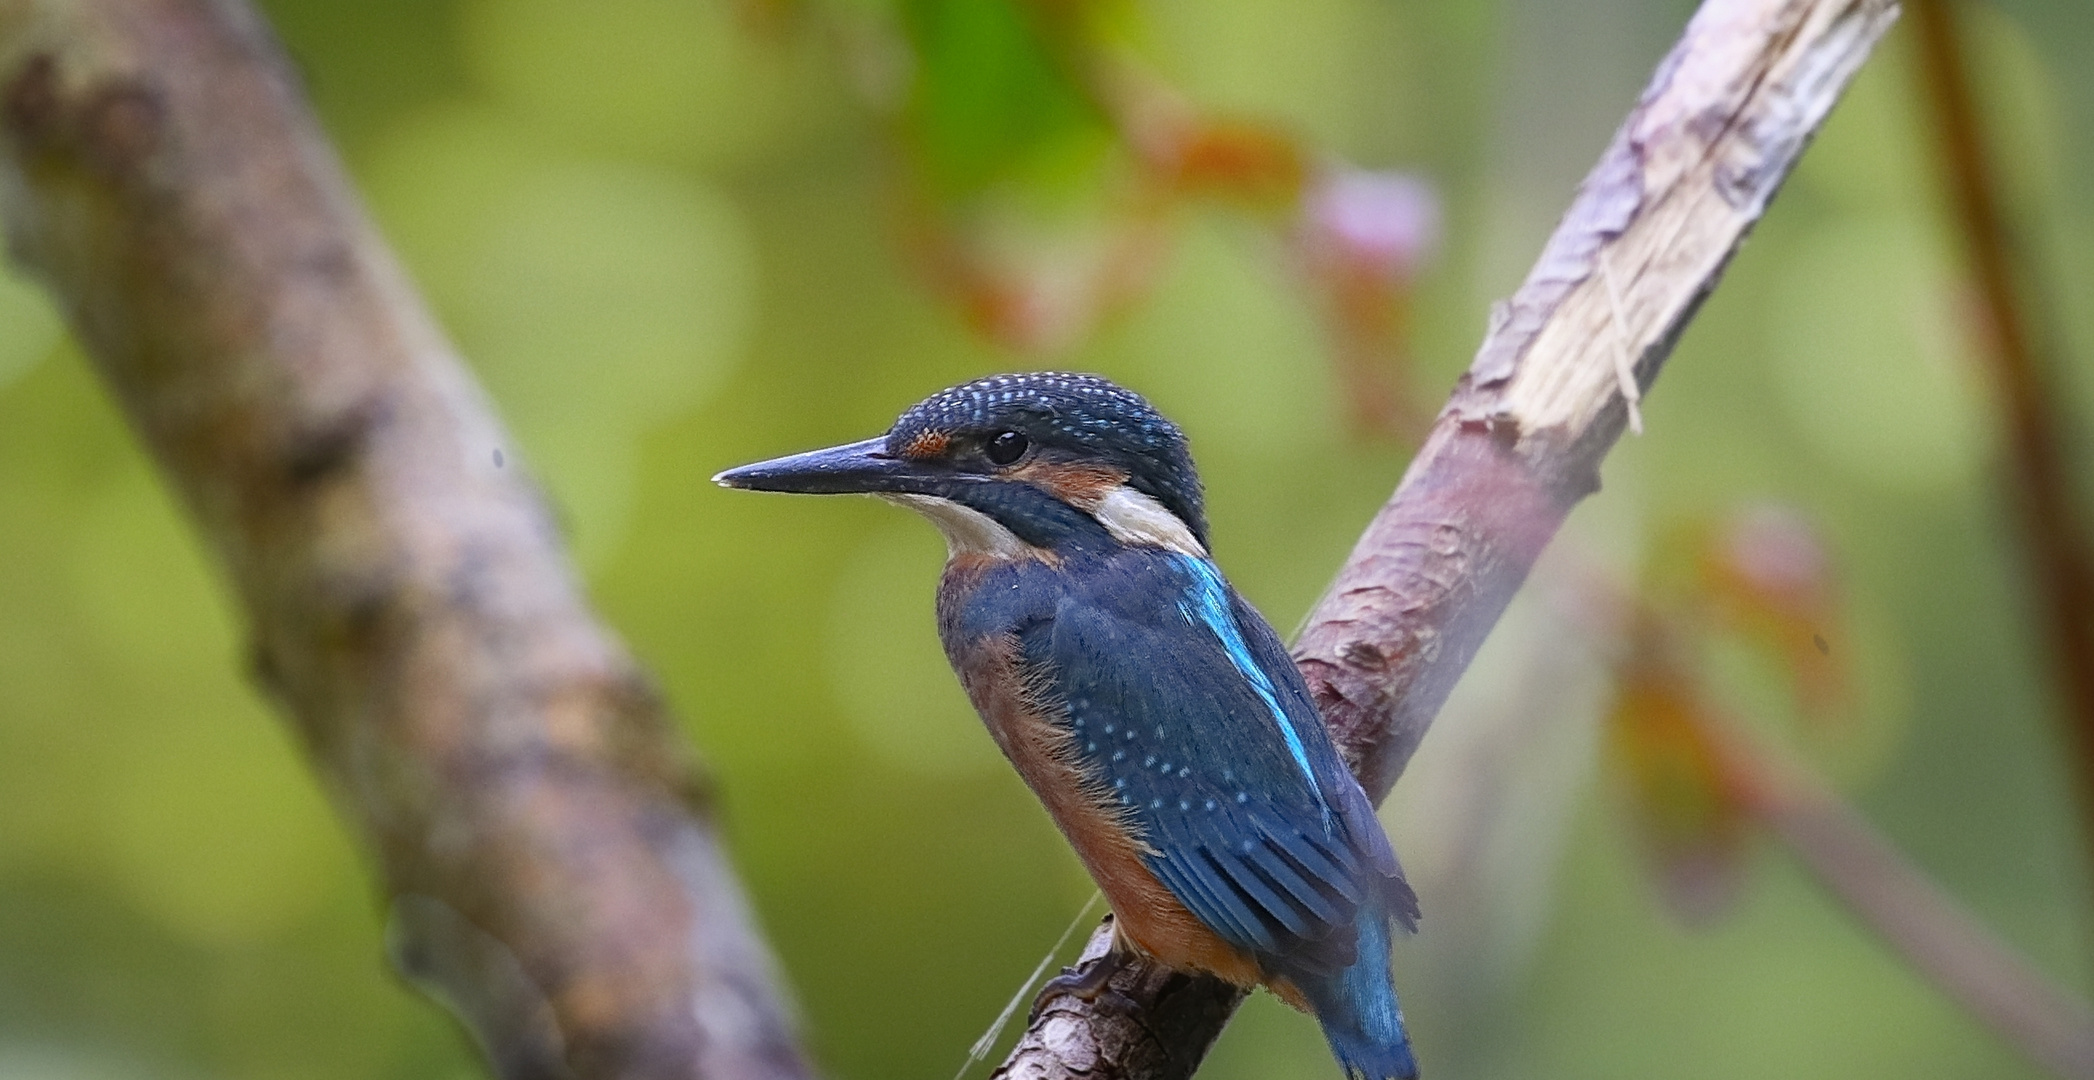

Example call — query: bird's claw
[1029,952,1138,1023]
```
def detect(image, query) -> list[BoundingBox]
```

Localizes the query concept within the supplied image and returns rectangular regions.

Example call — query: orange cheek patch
[1013,461,1128,509]
[902,430,952,459]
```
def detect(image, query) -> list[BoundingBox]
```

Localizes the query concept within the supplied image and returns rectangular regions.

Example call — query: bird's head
[715,372,1208,560]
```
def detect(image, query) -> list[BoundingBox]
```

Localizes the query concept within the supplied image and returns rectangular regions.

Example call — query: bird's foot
[1030,951,1138,1022]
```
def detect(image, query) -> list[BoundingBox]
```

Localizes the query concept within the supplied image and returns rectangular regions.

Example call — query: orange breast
[953,633,1265,990]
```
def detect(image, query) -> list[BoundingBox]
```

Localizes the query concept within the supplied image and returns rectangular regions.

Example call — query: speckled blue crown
[887,372,1209,545]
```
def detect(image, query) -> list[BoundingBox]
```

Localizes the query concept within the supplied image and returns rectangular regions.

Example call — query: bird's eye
[986,430,1029,466]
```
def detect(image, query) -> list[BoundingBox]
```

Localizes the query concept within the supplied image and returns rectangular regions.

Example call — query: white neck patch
[1092,485,1206,558]
[879,493,1035,560]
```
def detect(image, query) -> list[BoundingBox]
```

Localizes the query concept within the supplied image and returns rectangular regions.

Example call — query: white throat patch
[1092,485,1206,557]
[879,493,1034,560]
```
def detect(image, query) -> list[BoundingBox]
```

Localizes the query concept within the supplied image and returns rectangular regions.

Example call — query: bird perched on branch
[718,372,1420,1079]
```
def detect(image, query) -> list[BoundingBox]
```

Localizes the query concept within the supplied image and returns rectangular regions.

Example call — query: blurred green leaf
[897,0,1112,198]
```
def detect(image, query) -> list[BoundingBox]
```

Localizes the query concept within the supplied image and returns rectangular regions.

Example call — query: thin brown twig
[0,3,814,1079]
[1724,729,2094,1078]
[1907,0,2094,882]
[1600,571,2094,1079]
[997,1,1902,1077]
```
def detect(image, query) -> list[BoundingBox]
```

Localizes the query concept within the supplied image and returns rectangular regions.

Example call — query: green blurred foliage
[896,0,1114,198]
[0,2,2091,1080]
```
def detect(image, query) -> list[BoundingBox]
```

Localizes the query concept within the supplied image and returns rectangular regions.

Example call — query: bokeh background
[3,1,2093,1078]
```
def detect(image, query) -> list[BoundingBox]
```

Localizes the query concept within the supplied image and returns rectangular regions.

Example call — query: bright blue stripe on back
[1172,554,1332,828]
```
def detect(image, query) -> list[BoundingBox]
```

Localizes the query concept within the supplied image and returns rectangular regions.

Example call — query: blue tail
[1297,909,1417,1080]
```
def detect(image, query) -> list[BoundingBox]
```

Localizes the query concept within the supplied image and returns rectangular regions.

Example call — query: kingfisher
[717,372,1420,1079]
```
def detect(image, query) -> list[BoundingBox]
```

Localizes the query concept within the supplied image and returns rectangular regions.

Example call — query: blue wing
[1016,548,1416,975]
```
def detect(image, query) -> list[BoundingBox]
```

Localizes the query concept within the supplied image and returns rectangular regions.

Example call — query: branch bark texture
[1000,1,1900,1077]
[0,3,813,1080]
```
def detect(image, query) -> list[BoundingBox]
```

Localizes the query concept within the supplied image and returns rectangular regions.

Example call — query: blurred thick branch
[0,3,813,1080]
[1000,1,1900,1077]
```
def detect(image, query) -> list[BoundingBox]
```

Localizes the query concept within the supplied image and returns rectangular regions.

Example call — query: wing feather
[1021,548,1413,967]
[1240,841,1347,928]
[1154,852,1280,952]
[1204,839,1319,939]
[1255,817,1367,907]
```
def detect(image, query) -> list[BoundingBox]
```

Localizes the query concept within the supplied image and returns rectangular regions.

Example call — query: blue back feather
[943,546,1419,1077]
[1172,554,1334,828]
[950,544,1423,1071]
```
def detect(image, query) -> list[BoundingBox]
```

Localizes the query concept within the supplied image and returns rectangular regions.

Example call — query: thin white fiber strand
[953,893,1103,1080]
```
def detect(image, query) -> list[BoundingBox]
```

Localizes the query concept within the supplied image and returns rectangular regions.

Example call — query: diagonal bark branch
[999,1,1900,1077]
[0,3,814,1079]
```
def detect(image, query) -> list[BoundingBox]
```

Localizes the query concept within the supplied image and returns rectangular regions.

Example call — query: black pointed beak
[714,436,921,495]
